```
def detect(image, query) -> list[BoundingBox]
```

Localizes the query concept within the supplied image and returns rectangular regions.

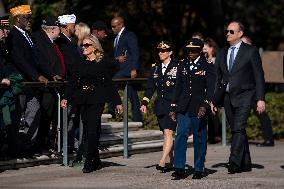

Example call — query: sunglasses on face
[188,49,200,54]
[81,43,93,48]
[225,30,238,35]
[158,49,170,53]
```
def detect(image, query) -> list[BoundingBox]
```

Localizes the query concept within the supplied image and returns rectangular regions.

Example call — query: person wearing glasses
[140,41,178,173]
[211,21,265,174]
[61,35,123,173]
[170,38,216,179]
[6,5,57,157]
[241,36,274,147]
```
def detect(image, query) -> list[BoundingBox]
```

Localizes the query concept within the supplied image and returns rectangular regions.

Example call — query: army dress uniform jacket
[64,58,121,106]
[172,56,216,116]
[142,60,178,116]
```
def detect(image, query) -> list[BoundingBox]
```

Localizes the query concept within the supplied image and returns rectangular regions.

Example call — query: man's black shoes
[171,169,187,179]
[256,140,274,147]
[192,171,203,179]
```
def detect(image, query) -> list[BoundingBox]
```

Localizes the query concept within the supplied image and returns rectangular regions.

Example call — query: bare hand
[116,104,123,114]
[116,55,127,63]
[210,103,218,115]
[38,75,48,85]
[197,106,206,118]
[61,99,68,109]
[130,69,137,78]
[53,75,63,81]
[140,105,147,113]
[256,100,265,114]
[169,112,176,122]
[1,78,10,86]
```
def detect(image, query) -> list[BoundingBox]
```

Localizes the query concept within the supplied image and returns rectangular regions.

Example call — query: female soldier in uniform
[61,35,123,173]
[140,41,178,172]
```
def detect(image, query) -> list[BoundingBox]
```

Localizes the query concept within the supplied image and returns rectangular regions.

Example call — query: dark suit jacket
[64,58,121,106]
[172,56,216,116]
[32,30,63,77]
[142,60,178,116]
[214,42,265,107]
[55,33,82,79]
[6,27,54,81]
[113,28,139,78]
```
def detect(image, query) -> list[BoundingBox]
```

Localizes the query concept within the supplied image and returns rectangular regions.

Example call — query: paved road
[0,141,283,189]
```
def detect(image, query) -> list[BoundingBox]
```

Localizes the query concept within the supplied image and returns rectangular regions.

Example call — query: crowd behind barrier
[0,4,277,177]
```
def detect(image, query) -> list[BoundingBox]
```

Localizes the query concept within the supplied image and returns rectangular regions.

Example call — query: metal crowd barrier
[0,78,228,166]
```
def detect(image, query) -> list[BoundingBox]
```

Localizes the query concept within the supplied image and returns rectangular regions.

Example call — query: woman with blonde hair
[61,35,123,173]
[74,22,90,47]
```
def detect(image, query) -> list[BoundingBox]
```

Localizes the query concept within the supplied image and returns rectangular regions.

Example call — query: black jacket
[6,26,54,81]
[64,58,121,106]
[214,42,265,107]
[142,59,178,116]
[55,33,82,79]
[32,30,64,77]
[172,56,216,116]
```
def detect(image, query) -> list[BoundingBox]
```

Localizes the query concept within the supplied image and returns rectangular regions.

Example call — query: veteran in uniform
[140,41,178,173]
[170,38,216,179]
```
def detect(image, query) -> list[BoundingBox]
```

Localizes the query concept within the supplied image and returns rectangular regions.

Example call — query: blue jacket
[113,29,140,78]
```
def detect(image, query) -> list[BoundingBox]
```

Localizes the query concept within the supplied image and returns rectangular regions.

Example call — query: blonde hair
[75,22,90,46]
[84,34,104,62]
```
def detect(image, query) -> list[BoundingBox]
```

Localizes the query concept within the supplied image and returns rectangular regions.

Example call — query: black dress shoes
[82,159,93,173]
[227,162,241,174]
[171,169,187,179]
[256,140,274,147]
[192,171,203,179]
[92,159,102,171]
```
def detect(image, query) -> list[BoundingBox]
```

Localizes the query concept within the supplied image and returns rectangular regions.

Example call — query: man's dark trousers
[224,94,252,168]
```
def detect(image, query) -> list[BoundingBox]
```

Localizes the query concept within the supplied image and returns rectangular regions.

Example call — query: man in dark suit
[6,5,59,155]
[110,16,142,122]
[212,21,266,173]
[241,36,274,147]
[56,14,81,79]
[32,16,65,152]
[170,38,216,179]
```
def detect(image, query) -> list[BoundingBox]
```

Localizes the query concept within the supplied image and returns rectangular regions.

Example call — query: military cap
[10,5,32,17]
[157,41,173,51]
[185,38,204,49]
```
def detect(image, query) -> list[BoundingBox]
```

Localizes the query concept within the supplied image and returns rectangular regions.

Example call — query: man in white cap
[56,14,79,78]
[55,14,83,154]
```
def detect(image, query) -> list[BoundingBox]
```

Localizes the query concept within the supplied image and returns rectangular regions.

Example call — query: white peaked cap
[58,14,76,25]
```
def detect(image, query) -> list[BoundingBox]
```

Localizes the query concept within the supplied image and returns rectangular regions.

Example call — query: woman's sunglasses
[81,43,93,48]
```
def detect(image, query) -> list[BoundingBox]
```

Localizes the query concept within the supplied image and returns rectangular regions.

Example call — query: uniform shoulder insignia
[151,63,156,67]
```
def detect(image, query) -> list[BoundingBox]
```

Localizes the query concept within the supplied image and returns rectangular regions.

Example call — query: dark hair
[229,20,245,32]
[192,32,204,41]
[203,37,219,57]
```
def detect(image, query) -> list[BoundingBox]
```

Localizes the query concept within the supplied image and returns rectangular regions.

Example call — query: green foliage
[247,92,284,139]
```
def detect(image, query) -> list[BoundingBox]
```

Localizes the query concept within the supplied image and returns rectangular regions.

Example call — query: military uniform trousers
[174,113,207,172]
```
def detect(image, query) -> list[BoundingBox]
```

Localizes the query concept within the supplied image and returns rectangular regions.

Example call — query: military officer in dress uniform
[140,41,178,172]
[170,38,216,179]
